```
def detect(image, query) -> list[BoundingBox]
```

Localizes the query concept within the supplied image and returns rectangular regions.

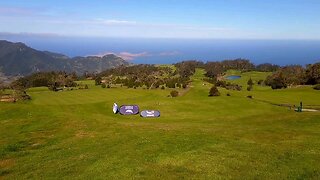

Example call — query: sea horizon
[1,35,320,66]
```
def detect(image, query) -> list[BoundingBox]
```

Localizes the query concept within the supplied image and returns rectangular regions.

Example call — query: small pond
[226,75,241,80]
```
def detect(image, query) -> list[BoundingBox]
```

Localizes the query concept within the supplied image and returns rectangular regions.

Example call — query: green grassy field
[1,69,320,179]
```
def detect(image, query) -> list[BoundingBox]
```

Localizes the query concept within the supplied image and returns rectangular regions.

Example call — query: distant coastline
[1,35,320,66]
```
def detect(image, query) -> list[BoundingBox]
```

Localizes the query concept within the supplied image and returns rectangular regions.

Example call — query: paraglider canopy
[119,105,139,115]
[113,103,119,114]
[140,110,160,118]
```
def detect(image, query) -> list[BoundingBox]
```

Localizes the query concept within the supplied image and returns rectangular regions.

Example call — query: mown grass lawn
[1,69,320,179]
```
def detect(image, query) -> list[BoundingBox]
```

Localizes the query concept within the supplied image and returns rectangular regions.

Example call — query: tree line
[10,71,78,91]
[7,59,320,92]
[265,63,320,89]
[95,64,195,89]
[201,59,319,90]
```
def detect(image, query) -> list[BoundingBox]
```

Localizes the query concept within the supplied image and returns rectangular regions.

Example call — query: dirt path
[251,98,319,112]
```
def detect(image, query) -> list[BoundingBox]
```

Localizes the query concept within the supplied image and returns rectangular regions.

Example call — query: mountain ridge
[0,40,130,76]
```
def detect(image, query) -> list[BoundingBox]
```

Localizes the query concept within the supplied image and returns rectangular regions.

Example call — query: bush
[13,90,31,101]
[226,84,242,91]
[270,80,287,89]
[182,83,187,89]
[216,80,227,88]
[203,77,216,84]
[101,84,106,88]
[209,86,220,96]
[170,90,179,97]
[314,84,320,90]
[166,82,176,88]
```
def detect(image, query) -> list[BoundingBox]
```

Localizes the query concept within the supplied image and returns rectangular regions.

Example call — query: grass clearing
[1,69,320,178]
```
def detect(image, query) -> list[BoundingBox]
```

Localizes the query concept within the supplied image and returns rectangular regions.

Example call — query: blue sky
[0,0,319,39]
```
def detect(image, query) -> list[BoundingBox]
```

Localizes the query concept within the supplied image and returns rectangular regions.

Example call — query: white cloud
[94,19,137,25]
[0,13,238,38]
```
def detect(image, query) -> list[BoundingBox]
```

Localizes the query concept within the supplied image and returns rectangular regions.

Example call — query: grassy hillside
[0,40,129,75]
[1,69,320,179]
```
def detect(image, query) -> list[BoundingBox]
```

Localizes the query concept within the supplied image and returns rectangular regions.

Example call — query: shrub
[101,84,106,88]
[203,77,216,84]
[216,80,227,88]
[209,86,220,96]
[270,79,287,89]
[314,84,320,90]
[226,84,242,91]
[170,90,179,97]
[13,90,31,101]
[166,82,176,88]
[235,85,242,91]
[182,83,187,89]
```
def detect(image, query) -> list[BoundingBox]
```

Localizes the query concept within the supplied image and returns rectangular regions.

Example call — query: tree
[48,82,58,91]
[125,78,135,88]
[174,61,202,78]
[209,86,220,96]
[115,77,121,84]
[166,79,176,88]
[256,63,280,72]
[267,73,287,89]
[247,78,254,86]
[95,76,102,85]
[265,65,306,89]
[204,62,225,78]
[305,63,320,85]
[247,78,253,91]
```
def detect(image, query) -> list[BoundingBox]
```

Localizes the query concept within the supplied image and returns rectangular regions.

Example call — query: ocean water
[2,36,320,66]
